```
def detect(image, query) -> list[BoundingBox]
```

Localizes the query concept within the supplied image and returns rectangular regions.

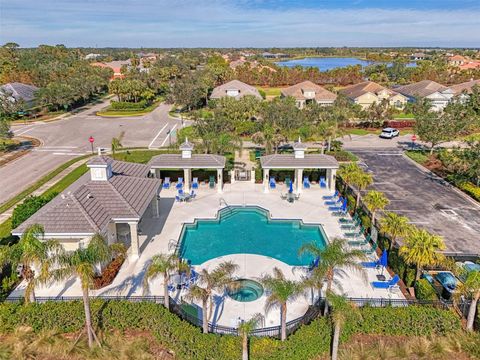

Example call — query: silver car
[379,127,399,139]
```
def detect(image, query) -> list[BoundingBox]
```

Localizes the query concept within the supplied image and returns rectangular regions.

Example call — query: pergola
[149,139,226,193]
[260,140,339,193]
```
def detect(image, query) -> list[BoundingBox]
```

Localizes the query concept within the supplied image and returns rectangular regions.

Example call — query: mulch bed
[92,256,125,290]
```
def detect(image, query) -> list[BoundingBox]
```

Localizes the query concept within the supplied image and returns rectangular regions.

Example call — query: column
[263,168,270,193]
[328,169,337,191]
[217,169,223,193]
[155,169,161,179]
[154,191,160,218]
[296,168,303,193]
[107,222,117,245]
[129,222,139,258]
[184,168,191,193]
[230,170,236,184]
[250,169,255,183]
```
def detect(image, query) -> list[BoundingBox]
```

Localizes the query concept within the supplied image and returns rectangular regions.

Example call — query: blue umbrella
[289,180,293,194]
[380,250,388,274]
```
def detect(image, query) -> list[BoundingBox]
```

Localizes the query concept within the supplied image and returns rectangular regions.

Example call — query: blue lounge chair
[269,177,276,189]
[176,177,184,189]
[192,177,199,190]
[309,256,320,271]
[322,190,339,200]
[325,196,343,206]
[303,176,310,189]
[319,177,327,188]
[175,195,181,202]
[361,260,380,268]
[372,274,400,289]
[190,190,196,199]
[163,177,171,189]
[178,189,184,195]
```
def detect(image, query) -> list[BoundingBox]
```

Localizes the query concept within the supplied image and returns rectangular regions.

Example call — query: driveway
[0,102,182,205]
[352,148,480,257]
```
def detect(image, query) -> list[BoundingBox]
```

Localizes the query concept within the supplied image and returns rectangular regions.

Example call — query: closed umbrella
[380,250,388,275]
[289,180,293,194]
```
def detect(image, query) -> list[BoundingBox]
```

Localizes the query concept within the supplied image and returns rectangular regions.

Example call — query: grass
[345,128,382,136]
[97,100,162,117]
[112,149,179,164]
[393,113,415,119]
[255,86,284,96]
[404,150,430,165]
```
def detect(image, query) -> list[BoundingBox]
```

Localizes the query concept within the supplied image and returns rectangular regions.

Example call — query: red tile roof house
[91,60,131,79]
[280,81,337,109]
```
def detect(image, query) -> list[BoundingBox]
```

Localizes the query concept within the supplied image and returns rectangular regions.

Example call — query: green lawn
[112,149,179,164]
[255,86,283,96]
[345,128,382,136]
[405,150,429,165]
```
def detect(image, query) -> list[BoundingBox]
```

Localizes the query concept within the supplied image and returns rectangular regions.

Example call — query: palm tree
[0,224,61,303]
[260,267,305,341]
[299,238,366,315]
[49,233,125,348]
[337,163,361,195]
[238,313,264,360]
[251,125,285,154]
[184,261,238,333]
[111,137,122,155]
[350,171,373,212]
[399,228,446,282]
[456,271,480,331]
[328,292,359,360]
[379,212,411,251]
[143,253,189,310]
[363,190,390,229]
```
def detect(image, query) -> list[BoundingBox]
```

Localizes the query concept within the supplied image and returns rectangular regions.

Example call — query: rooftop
[449,79,480,95]
[339,81,399,100]
[281,81,337,101]
[394,80,450,98]
[0,82,39,103]
[210,80,262,100]
[260,153,339,169]
[149,153,226,169]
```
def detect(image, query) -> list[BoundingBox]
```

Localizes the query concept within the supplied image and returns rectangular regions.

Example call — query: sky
[1,0,480,48]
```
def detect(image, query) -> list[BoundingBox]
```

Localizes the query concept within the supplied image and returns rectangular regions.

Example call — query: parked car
[379,127,400,139]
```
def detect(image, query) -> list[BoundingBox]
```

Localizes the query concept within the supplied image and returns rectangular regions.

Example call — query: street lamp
[88,136,95,154]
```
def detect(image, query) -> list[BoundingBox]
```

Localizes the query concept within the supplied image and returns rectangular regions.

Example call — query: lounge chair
[338,213,358,224]
[332,209,348,217]
[322,190,339,200]
[175,195,181,202]
[303,176,310,189]
[178,189,184,195]
[348,235,370,246]
[372,274,400,289]
[341,218,361,230]
[280,193,287,200]
[319,177,327,188]
[361,260,380,268]
[345,226,365,238]
[192,177,199,190]
[325,196,343,206]
[176,177,184,189]
[163,177,171,189]
[362,242,378,255]
[190,190,196,199]
[209,176,215,189]
[269,177,276,189]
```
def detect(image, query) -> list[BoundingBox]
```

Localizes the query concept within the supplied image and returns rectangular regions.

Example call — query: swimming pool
[178,206,327,266]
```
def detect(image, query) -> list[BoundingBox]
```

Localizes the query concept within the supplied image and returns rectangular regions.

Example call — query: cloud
[1,0,479,47]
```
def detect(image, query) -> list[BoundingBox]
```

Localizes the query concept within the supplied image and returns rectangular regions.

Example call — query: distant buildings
[448,55,480,70]
[84,53,102,60]
[210,80,262,100]
[91,60,131,79]
[262,52,290,59]
[281,81,337,108]
[410,52,426,61]
[448,55,467,66]
[394,80,454,112]
[0,82,38,107]
[339,81,407,109]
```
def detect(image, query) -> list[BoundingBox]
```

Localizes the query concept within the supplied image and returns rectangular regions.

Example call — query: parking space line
[148,123,169,148]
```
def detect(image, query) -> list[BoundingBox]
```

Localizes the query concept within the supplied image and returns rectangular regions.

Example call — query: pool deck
[11,182,405,327]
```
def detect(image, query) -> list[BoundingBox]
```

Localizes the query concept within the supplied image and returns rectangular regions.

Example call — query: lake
[276,57,415,71]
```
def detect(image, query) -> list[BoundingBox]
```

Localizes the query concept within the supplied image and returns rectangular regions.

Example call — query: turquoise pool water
[227,279,264,302]
[179,207,326,266]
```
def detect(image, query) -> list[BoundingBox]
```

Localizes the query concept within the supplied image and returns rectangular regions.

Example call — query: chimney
[293,137,307,159]
[87,156,112,181]
[180,137,194,159]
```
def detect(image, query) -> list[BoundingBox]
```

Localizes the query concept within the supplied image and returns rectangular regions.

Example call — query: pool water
[179,207,326,266]
[227,279,264,302]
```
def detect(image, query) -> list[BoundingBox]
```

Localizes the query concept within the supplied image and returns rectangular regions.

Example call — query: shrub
[326,150,358,162]
[11,194,56,229]
[110,100,148,110]
[414,278,438,301]
[458,182,480,202]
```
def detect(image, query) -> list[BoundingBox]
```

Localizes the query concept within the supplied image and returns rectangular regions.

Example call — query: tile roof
[449,79,480,95]
[281,81,337,102]
[149,154,226,169]
[13,158,160,236]
[339,81,398,100]
[0,82,38,103]
[210,80,262,99]
[260,154,339,169]
[394,80,450,98]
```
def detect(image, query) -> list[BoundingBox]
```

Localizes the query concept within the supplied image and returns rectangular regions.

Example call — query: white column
[296,168,303,193]
[155,169,161,179]
[129,222,139,258]
[217,169,223,193]
[184,168,191,193]
[250,170,255,183]
[263,169,270,193]
[328,169,337,191]
[154,191,160,218]
[107,222,117,245]
[230,170,236,184]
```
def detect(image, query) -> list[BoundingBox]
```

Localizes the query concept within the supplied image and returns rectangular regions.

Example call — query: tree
[328,292,359,360]
[350,171,373,211]
[260,267,305,341]
[143,253,189,310]
[361,99,393,128]
[379,212,411,250]
[238,313,264,360]
[363,190,390,228]
[299,238,366,315]
[456,271,480,331]
[251,124,285,154]
[337,163,362,195]
[184,261,238,333]
[399,228,446,282]
[49,234,125,348]
[0,224,61,303]
[111,137,122,155]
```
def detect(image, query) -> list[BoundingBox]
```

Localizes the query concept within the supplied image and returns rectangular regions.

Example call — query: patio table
[178,193,192,202]
[286,192,295,203]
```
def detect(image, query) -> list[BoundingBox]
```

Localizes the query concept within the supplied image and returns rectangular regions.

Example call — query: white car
[379,128,400,139]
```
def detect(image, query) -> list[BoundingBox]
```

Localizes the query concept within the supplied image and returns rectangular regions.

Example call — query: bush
[326,150,358,162]
[110,100,148,110]
[414,278,438,301]
[458,182,480,202]
[11,194,56,229]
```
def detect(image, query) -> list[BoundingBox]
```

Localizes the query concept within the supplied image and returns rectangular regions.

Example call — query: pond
[276,57,416,71]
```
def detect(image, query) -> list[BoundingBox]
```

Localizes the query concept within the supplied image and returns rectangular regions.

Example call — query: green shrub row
[458,182,480,202]
[110,100,148,110]
[11,193,57,229]
[414,278,438,301]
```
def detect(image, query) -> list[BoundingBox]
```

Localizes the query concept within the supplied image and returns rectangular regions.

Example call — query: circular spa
[227,279,264,302]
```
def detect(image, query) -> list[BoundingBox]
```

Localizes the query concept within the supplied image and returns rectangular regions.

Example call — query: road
[351,148,480,257]
[0,100,183,205]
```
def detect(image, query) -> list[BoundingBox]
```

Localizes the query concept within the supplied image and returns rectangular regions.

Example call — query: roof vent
[61,194,66,199]
[86,193,94,199]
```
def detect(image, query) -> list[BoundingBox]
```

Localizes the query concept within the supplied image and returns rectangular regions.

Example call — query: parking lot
[352,149,480,257]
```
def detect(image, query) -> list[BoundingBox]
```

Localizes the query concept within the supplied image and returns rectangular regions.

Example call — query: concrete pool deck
[11,182,404,326]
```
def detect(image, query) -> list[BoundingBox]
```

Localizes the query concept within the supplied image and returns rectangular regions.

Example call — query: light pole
[89,136,95,154]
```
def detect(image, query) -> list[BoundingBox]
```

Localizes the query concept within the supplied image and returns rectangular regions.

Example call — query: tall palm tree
[143,253,189,310]
[299,238,366,315]
[363,190,390,228]
[49,234,125,348]
[0,224,61,303]
[260,267,305,341]
[456,271,480,331]
[379,212,411,251]
[184,261,238,333]
[328,292,359,360]
[399,228,446,282]
[252,124,285,154]
[350,171,373,212]
[337,163,362,195]
[238,313,264,360]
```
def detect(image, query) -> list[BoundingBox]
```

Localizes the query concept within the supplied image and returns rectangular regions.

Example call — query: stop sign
[411,134,417,142]
[89,136,94,143]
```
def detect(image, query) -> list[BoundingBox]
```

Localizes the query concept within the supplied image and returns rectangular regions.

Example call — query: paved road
[0,101,182,205]
[352,148,480,257]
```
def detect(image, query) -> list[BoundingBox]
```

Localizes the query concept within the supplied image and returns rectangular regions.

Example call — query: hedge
[110,100,148,110]
[458,182,480,202]
[414,278,438,301]
[0,301,462,360]
[11,193,57,229]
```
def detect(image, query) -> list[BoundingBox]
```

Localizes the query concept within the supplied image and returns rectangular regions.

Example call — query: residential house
[91,60,131,79]
[84,53,101,60]
[449,79,480,102]
[0,82,38,108]
[448,55,468,66]
[394,80,454,112]
[210,80,262,100]
[410,52,426,61]
[339,81,407,109]
[281,81,337,108]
